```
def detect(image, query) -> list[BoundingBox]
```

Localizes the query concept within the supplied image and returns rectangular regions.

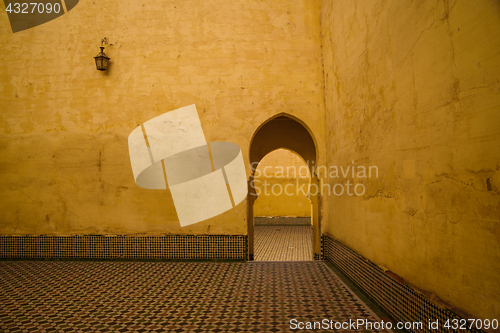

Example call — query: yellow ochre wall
[0,0,326,235]
[321,0,500,319]
[253,149,311,217]
[2,0,498,321]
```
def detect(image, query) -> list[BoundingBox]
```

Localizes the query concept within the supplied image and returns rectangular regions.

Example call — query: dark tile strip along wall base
[322,234,484,333]
[254,216,311,226]
[0,235,246,260]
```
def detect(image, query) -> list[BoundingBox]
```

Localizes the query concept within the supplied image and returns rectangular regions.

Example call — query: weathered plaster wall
[0,0,325,235]
[253,149,311,217]
[321,0,500,319]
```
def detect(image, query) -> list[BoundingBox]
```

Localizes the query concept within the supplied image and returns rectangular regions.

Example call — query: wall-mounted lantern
[94,37,110,71]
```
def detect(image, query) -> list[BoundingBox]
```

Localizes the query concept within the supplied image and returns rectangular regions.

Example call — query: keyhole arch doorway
[248,113,321,261]
[253,148,313,260]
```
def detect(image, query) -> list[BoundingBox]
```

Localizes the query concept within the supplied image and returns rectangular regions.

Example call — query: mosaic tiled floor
[254,226,313,261]
[0,261,391,332]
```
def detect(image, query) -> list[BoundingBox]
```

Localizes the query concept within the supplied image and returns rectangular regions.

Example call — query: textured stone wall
[321,0,500,320]
[4,0,497,322]
[0,0,325,235]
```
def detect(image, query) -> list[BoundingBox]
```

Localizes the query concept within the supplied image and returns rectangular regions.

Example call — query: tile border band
[322,233,485,333]
[0,234,247,260]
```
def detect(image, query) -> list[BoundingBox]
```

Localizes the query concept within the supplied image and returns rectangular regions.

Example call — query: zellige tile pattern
[323,234,485,333]
[254,226,313,261]
[0,235,246,260]
[0,261,390,332]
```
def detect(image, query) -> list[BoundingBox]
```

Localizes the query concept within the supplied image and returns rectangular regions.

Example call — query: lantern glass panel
[94,47,110,71]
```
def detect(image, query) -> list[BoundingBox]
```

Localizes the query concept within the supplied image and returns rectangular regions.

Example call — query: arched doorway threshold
[253,148,312,260]
[247,113,321,261]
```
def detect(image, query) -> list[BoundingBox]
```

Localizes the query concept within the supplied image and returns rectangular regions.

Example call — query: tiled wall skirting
[254,216,311,226]
[0,235,247,260]
[322,234,483,333]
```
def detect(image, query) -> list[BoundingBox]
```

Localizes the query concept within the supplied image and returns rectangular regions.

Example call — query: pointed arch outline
[247,112,321,261]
